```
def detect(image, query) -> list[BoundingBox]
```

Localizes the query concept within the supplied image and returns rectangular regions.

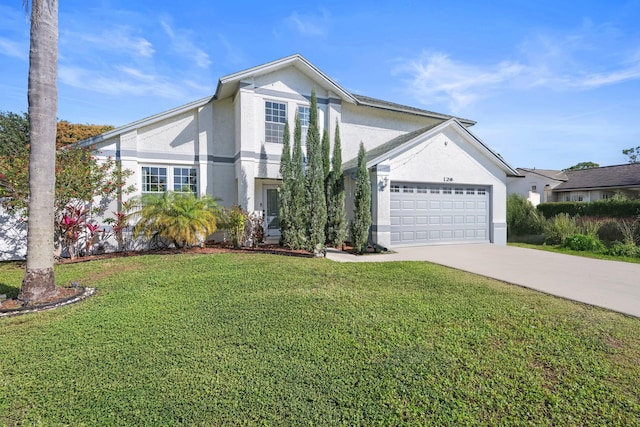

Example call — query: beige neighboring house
[509,163,640,205]
[1,54,520,260]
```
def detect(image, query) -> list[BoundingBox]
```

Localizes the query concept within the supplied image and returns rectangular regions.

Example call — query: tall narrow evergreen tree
[278,121,292,247]
[321,127,330,183]
[304,89,327,254]
[321,127,331,243]
[289,112,307,249]
[351,142,371,254]
[327,121,346,247]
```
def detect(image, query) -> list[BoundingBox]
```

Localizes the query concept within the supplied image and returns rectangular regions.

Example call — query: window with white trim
[298,105,310,145]
[417,186,427,194]
[174,167,197,194]
[142,167,167,193]
[265,101,287,143]
[477,188,486,195]
[390,184,400,193]
[455,187,464,195]
[429,187,440,194]
[443,187,452,194]
[403,185,414,193]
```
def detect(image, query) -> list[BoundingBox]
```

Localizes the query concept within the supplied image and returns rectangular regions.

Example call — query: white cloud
[395,52,526,111]
[160,18,211,69]
[286,9,329,37]
[64,26,154,58]
[0,38,27,61]
[59,65,194,100]
[396,22,640,113]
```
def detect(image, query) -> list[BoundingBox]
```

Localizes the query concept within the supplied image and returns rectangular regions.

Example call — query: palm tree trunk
[19,0,59,302]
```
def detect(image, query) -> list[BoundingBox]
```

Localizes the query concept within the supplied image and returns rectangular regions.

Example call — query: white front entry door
[264,186,281,238]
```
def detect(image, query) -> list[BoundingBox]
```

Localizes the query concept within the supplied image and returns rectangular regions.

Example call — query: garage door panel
[390,182,490,245]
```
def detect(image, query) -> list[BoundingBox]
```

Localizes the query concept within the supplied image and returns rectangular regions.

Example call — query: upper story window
[142,167,167,193]
[298,105,310,145]
[265,101,286,143]
[174,167,197,194]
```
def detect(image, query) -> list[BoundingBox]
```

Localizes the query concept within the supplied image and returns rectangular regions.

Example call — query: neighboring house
[2,54,519,260]
[508,168,567,206]
[509,164,640,205]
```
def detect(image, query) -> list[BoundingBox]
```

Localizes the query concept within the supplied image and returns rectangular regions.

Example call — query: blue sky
[1,0,639,169]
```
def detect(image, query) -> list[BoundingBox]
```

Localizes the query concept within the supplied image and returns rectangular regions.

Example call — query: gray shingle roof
[517,168,567,181]
[352,94,475,126]
[554,163,640,191]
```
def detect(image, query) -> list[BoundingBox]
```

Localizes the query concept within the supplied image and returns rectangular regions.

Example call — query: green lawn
[509,242,640,264]
[1,253,639,425]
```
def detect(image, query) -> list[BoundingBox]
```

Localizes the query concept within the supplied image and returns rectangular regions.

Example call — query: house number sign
[443,177,453,182]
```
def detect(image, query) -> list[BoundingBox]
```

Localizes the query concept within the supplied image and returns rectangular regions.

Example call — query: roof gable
[344,119,518,177]
[214,54,357,103]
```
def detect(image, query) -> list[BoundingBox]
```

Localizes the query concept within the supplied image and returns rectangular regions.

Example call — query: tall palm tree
[19,0,59,302]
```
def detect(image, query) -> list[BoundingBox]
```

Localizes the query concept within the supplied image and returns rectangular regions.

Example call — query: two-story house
[0,54,519,261]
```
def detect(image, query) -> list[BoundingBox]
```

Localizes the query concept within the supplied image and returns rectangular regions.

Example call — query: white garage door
[390,183,490,245]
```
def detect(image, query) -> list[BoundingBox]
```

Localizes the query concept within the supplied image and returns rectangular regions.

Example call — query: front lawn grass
[1,253,639,425]
[509,242,640,264]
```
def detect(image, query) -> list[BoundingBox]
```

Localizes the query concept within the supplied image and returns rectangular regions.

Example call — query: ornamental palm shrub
[506,193,544,238]
[133,192,220,249]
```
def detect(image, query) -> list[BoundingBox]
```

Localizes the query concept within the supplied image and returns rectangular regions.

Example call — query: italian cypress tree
[327,121,347,247]
[321,127,330,184]
[278,121,292,247]
[304,89,327,254]
[289,112,307,249]
[321,127,331,243]
[351,142,371,254]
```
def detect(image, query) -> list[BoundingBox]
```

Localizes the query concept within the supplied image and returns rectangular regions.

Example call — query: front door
[264,186,280,237]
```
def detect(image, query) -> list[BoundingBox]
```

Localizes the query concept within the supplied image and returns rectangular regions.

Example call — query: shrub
[607,242,640,258]
[576,216,604,237]
[506,193,544,238]
[564,233,605,252]
[597,220,626,245]
[225,205,248,249]
[133,192,221,249]
[537,199,640,219]
[544,213,579,245]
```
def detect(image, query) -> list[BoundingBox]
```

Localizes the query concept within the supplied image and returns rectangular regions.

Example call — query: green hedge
[537,200,640,218]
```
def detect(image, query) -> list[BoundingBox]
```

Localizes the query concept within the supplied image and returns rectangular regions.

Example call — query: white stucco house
[1,54,519,260]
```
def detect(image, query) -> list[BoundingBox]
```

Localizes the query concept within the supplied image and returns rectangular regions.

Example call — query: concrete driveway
[326,244,640,318]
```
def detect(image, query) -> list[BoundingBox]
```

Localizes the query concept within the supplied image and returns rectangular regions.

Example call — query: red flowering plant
[0,144,135,257]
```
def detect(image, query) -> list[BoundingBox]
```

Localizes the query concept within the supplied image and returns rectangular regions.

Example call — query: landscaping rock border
[0,287,96,318]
